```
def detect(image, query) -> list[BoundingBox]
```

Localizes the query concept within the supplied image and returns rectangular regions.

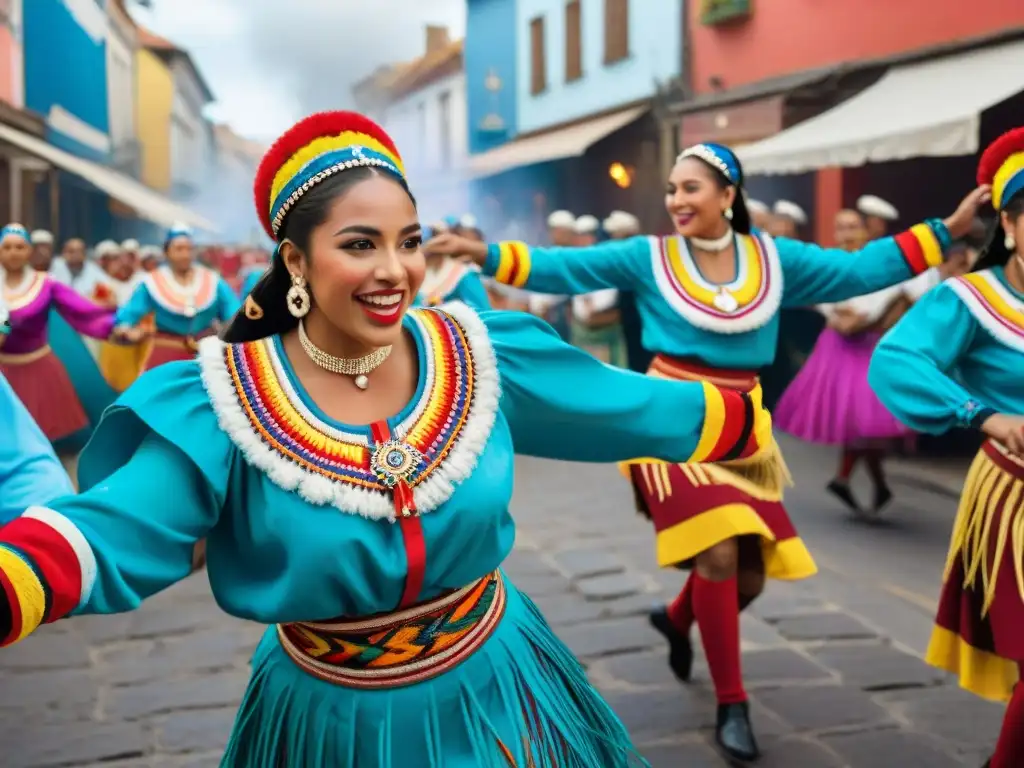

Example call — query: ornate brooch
[370,439,424,489]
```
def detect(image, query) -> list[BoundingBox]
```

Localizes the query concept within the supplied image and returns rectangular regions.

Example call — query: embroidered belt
[152,330,213,352]
[0,345,52,365]
[649,355,759,392]
[277,570,506,689]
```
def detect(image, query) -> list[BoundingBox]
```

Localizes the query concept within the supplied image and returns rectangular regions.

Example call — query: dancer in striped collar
[0,112,777,768]
[424,141,989,762]
[869,128,1024,768]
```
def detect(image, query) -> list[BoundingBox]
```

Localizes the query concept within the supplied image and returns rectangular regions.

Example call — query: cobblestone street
[0,445,1002,767]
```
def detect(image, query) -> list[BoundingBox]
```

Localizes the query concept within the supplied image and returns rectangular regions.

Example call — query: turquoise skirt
[222,577,647,767]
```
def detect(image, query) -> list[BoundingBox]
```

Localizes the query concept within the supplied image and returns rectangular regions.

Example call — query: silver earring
[1006,234,1017,251]
[724,208,734,221]
[286,273,310,318]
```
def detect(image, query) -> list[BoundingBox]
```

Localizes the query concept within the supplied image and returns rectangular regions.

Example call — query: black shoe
[874,484,893,513]
[716,702,760,763]
[648,606,693,682]
[827,479,861,514]
[980,758,991,768]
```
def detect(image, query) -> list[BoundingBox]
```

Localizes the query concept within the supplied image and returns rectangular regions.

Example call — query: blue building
[465,0,686,234]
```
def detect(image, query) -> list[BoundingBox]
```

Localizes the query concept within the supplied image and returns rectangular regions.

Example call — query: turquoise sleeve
[216,279,242,321]
[868,285,986,434]
[0,376,74,523]
[50,433,220,615]
[114,282,154,326]
[454,271,493,311]
[485,310,718,462]
[778,220,951,307]
[482,237,649,295]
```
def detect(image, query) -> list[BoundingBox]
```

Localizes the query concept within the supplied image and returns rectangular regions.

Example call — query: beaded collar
[648,232,783,334]
[144,265,218,316]
[2,270,46,312]
[948,269,1024,354]
[198,304,500,520]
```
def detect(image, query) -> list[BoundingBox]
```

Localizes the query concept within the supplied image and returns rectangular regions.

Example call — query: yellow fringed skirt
[926,439,1024,702]
[620,355,817,579]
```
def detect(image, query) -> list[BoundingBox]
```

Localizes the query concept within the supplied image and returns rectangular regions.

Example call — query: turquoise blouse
[483,224,951,369]
[3,305,762,633]
[239,268,266,299]
[869,266,1024,434]
[413,262,491,311]
[0,373,74,523]
[116,265,240,336]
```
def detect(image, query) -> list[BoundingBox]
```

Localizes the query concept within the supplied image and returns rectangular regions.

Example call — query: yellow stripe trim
[909,223,943,268]
[494,242,515,285]
[0,547,46,643]
[925,625,1018,703]
[509,242,531,288]
[690,381,725,463]
[961,273,1024,330]
[269,131,405,213]
[993,151,1024,210]
[665,235,764,308]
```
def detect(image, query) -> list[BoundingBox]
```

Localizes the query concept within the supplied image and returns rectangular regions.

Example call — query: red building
[663,1,1024,243]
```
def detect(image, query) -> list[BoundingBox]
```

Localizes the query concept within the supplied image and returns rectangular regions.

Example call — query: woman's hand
[981,413,1024,457]
[112,324,145,344]
[422,233,489,265]
[827,308,868,335]
[943,185,992,239]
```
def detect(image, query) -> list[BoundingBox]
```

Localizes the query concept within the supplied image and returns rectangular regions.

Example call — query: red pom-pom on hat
[253,111,402,239]
[977,127,1024,186]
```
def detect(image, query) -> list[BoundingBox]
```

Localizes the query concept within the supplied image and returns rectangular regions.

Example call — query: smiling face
[0,235,32,273]
[665,157,736,239]
[284,173,424,355]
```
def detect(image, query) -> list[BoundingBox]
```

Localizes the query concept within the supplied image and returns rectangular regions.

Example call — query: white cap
[30,230,53,245]
[140,245,163,260]
[773,200,807,225]
[547,210,576,229]
[574,215,599,234]
[603,210,640,234]
[121,238,140,251]
[746,199,769,215]
[459,213,477,229]
[856,195,899,221]
[94,240,121,259]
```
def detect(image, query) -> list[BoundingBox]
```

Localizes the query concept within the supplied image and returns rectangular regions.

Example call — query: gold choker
[298,321,392,390]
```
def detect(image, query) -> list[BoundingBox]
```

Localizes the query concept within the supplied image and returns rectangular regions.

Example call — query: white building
[105,0,139,176]
[203,123,265,244]
[363,26,470,221]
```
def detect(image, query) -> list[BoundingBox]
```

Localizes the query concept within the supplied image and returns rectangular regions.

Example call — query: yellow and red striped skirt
[927,439,1024,702]
[621,355,817,579]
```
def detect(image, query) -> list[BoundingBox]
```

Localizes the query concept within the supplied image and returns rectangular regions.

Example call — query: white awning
[469,106,648,179]
[737,40,1024,176]
[0,122,218,232]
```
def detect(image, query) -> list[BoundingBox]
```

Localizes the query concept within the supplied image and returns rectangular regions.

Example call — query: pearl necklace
[690,228,734,252]
[298,321,392,390]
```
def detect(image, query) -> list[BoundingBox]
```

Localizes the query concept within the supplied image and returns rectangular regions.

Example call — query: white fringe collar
[198,304,500,521]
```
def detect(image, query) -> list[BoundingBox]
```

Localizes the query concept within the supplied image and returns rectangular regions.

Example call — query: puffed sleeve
[482,309,771,463]
[0,362,232,646]
[868,283,988,434]
[0,375,74,523]
[49,280,116,339]
[115,281,156,327]
[482,236,651,296]
[778,219,952,308]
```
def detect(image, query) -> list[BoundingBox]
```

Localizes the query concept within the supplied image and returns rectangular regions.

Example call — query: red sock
[693,573,746,705]
[667,573,695,633]
[991,670,1024,767]
[837,448,859,481]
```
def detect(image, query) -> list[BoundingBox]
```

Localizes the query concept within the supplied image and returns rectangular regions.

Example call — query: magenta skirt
[774,328,910,445]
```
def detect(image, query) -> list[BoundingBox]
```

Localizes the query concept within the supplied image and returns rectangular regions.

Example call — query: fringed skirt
[621,356,817,579]
[926,440,1024,702]
[222,571,647,767]
[0,346,88,442]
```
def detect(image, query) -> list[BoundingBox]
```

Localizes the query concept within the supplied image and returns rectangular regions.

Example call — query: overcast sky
[132,0,466,141]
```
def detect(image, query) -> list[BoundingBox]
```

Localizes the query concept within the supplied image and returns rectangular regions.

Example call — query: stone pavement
[0,456,1005,767]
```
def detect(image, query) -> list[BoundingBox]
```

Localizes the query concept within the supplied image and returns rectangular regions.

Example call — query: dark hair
[680,149,752,236]
[222,167,416,343]
[972,189,1024,272]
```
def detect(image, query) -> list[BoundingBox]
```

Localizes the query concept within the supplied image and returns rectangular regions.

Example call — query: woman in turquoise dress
[869,128,1024,768]
[0,111,776,767]
[424,142,987,761]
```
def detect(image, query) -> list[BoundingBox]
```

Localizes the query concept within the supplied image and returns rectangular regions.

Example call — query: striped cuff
[689,382,757,463]
[0,507,97,646]
[487,241,532,288]
[893,220,949,275]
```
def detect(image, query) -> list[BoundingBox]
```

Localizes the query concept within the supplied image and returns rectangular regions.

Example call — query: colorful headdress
[677,143,742,187]
[978,127,1024,211]
[254,111,405,241]
[1,223,29,244]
